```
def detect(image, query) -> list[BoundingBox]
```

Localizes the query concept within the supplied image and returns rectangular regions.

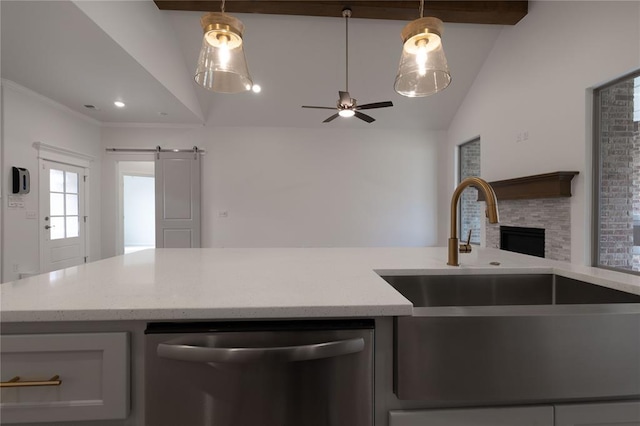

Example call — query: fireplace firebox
[500,226,545,258]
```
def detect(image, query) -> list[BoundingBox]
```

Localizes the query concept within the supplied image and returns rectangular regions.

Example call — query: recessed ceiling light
[251,84,261,93]
[114,101,126,108]
[158,112,168,116]
[84,104,99,110]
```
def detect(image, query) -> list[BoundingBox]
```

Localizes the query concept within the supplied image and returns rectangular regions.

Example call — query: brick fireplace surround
[485,198,571,262]
[479,172,578,262]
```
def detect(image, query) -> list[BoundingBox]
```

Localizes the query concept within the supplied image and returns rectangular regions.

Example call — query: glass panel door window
[49,169,80,240]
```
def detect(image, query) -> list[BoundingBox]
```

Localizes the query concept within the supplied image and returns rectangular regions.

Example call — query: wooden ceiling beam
[153,1,528,25]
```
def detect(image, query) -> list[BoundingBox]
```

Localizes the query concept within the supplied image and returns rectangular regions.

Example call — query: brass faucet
[448,177,499,266]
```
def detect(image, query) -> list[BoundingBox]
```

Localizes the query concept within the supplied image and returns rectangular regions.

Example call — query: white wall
[1,81,102,282]
[101,125,441,257]
[439,1,640,264]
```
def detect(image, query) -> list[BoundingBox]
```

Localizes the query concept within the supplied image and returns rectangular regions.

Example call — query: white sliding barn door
[155,152,201,248]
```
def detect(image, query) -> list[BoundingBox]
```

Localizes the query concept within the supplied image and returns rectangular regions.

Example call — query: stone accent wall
[459,139,481,245]
[486,198,571,262]
[598,79,636,271]
[633,121,640,270]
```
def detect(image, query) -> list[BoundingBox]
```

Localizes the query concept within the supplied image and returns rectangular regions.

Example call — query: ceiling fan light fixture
[394,17,451,97]
[338,109,355,118]
[301,8,393,123]
[194,12,253,93]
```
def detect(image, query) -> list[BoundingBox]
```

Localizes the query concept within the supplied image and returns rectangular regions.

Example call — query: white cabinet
[0,332,129,424]
[555,401,640,426]
[389,406,554,426]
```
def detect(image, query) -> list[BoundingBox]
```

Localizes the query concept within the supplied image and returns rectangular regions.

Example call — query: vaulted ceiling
[0,1,525,130]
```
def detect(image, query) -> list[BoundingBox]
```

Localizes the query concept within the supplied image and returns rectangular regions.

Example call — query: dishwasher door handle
[157,337,365,363]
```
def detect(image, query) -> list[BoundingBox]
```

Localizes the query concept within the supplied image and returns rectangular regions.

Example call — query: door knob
[44,225,54,230]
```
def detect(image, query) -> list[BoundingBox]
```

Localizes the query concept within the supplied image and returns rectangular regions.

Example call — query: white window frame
[458,138,482,246]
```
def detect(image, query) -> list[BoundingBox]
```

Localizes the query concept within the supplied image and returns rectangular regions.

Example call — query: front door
[39,160,86,273]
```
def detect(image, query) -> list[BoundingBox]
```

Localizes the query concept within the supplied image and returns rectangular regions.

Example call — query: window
[459,138,481,245]
[635,76,640,122]
[49,168,80,240]
[593,71,640,274]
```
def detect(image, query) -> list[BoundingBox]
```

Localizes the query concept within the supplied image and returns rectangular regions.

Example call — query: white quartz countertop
[1,247,639,322]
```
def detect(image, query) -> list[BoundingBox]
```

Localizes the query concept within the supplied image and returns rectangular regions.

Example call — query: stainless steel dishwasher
[145,319,374,426]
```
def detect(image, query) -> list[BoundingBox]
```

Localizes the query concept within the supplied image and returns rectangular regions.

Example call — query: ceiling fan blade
[339,91,351,105]
[302,106,336,110]
[356,101,393,110]
[323,113,340,123]
[354,111,375,123]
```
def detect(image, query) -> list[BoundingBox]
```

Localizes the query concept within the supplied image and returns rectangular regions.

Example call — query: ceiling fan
[302,8,393,123]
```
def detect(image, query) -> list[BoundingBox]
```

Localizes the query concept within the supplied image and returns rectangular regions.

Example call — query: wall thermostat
[12,167,30,194]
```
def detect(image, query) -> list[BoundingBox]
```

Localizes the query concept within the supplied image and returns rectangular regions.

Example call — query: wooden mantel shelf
[477,171,579,201]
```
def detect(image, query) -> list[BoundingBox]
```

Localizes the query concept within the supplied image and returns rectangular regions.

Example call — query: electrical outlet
[218,211,228,218]
[516,131,529,143]
[12,263,19,273]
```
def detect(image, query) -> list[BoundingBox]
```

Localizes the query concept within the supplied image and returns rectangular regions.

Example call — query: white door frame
[117,161,155,255]
[104,152,154,257]
[34,142,94,273]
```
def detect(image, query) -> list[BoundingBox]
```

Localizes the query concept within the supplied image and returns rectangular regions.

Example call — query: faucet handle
[459,229,473,253]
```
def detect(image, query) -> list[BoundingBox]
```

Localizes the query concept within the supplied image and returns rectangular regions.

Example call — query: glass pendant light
[194,0,253,93]
[394,0,451,97]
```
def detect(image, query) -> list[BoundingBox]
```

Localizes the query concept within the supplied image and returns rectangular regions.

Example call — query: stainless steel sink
[383,274,640,307]
[381,274,640,406]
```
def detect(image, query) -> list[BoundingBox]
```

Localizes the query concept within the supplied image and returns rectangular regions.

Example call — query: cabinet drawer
[555,401,640,426]
[0,332,129,424]
[389,406,554,426]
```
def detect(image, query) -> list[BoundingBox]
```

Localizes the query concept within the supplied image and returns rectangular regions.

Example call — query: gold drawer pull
[0,375,62,388]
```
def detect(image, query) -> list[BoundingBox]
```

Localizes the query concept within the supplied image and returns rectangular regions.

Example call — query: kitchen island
[2,247,639,322]
[1,247,639,426]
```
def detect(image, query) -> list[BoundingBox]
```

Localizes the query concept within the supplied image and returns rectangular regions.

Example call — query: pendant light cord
[221,0,225,13]
[419,0,424,18]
